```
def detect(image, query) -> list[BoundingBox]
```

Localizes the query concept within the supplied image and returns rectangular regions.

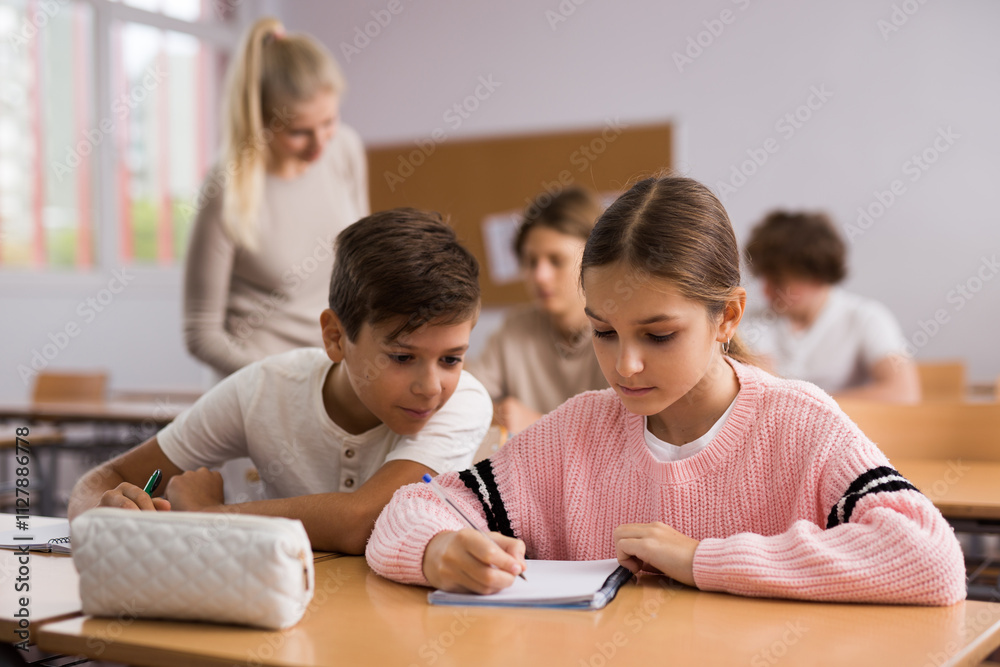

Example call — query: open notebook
[428,559,632,610]
[0,520,71,554]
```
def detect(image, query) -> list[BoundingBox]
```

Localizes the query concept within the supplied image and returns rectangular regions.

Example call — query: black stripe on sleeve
[826,467,921,528]
[841,479,919,525]
[843,466,898,497]
[473,459,515,538]
[458,467,498,532]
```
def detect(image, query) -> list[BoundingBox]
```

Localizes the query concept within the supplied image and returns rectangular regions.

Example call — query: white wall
[279,0,1000,381]
[2,0,998,401]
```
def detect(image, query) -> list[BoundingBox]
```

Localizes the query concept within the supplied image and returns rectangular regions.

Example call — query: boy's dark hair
[744,211,847,284]
[514,186,603,259]
[329,208,480,342]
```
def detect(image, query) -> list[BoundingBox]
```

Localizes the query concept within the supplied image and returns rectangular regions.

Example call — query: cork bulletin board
[367,122,673,306]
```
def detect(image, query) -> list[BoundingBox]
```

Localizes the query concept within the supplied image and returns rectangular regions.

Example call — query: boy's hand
[98,482,171,512]
[614,522,699,587]
[164,467,225,512]
[422,529,527,594]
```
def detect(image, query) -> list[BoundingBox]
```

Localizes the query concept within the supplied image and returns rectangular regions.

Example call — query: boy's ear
[717,287,747,343]
[320,309,347,363]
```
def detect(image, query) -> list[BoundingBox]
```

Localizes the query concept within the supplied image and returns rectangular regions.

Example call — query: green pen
[143,469,162,496]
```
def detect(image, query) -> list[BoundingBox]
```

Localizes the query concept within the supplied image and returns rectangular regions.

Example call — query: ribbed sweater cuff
[691,538,732,592]
[366,499,464,586]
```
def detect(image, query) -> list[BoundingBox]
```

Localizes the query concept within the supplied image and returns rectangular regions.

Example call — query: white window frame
[0,0,256,298]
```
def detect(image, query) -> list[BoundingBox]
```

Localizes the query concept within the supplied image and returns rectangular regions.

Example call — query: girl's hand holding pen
[422,529,527,594]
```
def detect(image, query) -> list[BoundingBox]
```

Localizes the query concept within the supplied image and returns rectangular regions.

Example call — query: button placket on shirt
[341,439,360,491]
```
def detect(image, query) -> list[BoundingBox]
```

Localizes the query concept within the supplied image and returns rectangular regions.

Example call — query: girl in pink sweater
[366,176,965,605]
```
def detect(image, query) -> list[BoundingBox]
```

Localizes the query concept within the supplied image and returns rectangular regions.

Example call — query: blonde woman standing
[184,17,369,377]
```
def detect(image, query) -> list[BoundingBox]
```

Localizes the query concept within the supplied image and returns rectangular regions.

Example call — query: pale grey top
[183,124,369,376]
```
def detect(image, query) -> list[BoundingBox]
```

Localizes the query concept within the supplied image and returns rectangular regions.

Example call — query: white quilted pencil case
[72,508,314,630]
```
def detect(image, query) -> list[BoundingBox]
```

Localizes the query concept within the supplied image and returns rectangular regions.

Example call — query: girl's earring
[722,338,731,355]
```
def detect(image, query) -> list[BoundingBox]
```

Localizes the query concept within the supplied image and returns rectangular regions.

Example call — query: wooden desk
[0,515,78,643]
[895,458,1000,521]
[0,399,190,426]
[38,556,1000,667]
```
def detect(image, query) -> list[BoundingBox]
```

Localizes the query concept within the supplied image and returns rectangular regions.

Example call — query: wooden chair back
[916,361,966,401]
[31,371,108,404]
[839,399,1000,461]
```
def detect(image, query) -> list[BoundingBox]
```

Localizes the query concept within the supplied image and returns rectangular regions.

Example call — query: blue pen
[422,473,527,580]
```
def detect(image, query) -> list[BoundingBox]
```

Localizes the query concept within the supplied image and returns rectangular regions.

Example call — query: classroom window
[114,21,220,265]
[0,0,96,269]
[111,0,204,23]
[0,0,234,271]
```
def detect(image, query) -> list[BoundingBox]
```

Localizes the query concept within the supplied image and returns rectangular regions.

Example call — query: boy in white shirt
[742,210,919,402]
[68,208,492,553]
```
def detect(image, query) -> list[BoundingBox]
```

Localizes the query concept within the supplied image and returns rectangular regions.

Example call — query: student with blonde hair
[184,16,369,377]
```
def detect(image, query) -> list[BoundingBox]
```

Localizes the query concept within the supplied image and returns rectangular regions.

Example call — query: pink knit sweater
[366,359,966,605]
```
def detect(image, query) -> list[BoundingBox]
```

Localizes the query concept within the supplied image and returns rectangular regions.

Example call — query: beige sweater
[466,304,608,415]
[183,125,369,376]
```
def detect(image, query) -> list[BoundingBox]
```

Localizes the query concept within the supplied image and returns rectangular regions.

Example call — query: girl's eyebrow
[634,314,680,325]
[584,307,680,326]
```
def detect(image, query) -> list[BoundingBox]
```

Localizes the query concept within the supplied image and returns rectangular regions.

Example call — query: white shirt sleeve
[855,300,910,366]
[156,365,254,470]
[740,311,779,358]
[383,371,492,474]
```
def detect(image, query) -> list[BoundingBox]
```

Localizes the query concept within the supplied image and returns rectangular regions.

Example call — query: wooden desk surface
[0,515,79,643]
[0,399,190,425]
[38,556,1000,667]
[894,458,1000,520]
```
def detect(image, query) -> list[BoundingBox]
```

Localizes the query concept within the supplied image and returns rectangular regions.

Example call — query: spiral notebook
[0,520,72,554]
[428,559,632,610]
